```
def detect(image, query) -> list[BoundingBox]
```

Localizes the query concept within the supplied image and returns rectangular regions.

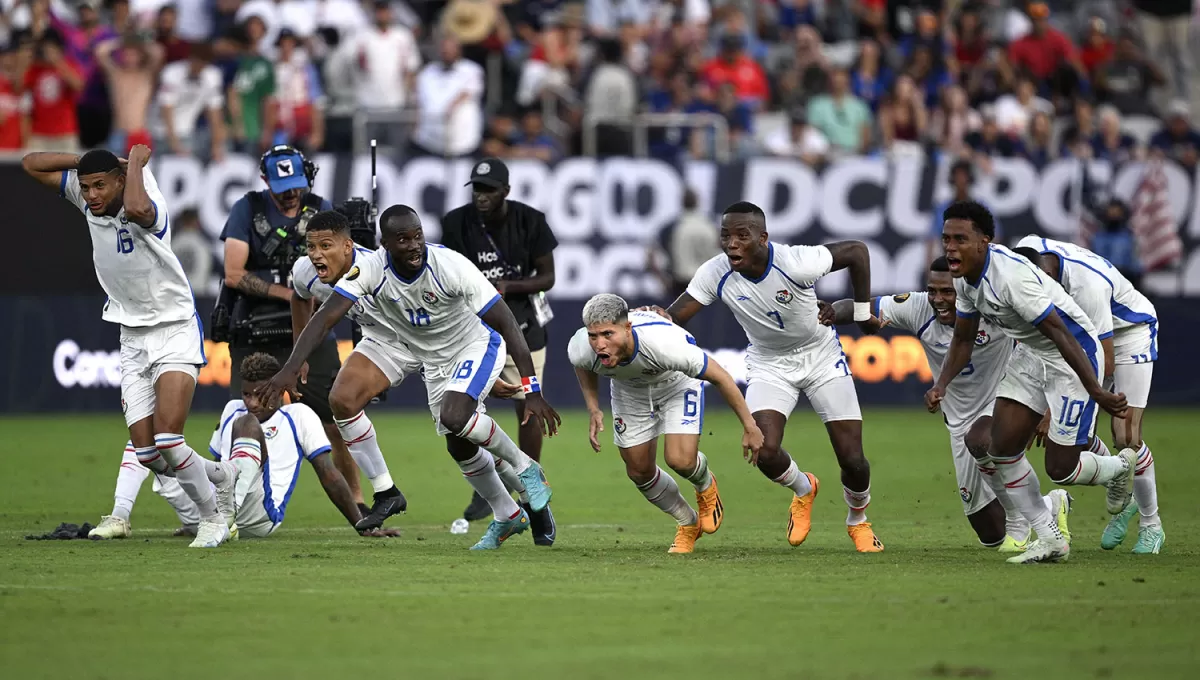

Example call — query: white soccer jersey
[567,310,710,388]
[208,400,331,526]
[331,245,502,366]
[955,244,1099,365]
[60,167,195,327]
[687,243,840,354]
[876,292,1013,429]
[291,245,407,344]
[1016,236,1158,341]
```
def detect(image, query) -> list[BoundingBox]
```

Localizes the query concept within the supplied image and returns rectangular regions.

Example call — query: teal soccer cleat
[517,461,553,511]
[470,508,531,550]
[1101,501,1138,550]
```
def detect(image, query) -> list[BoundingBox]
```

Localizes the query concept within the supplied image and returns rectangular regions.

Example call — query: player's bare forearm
[310,452,362,527]
[937,315,979,390]
[828,297,883,331]
[290,292,315,345]
[1037,312,1105,396]
[481,301,537,377]
[1102,336,1115,382]
[21,151,79,188]
[122,153,155,227]
[665,292,704,326]
[234,272,292,301]
[499,253,555,295]
[574,367,602,414]
[826,241,871,302]
[703,359,754,429]
[284,295,353,375]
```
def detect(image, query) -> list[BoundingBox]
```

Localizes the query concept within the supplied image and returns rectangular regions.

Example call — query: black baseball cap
[466,158,509,189]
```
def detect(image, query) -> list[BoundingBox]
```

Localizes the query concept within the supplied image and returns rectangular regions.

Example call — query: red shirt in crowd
[1007,28,1078,80]
[23,60,83,136]
[701,54,769,102]
[1080,40,1114,75]
[0,76,24,149]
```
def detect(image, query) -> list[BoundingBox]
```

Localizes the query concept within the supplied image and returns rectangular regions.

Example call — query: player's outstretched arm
[823,297,886,332]
[573,367,605,452]
[121,145,156,228]
[664,292,704,326]
[825,241,877,334]
[309,451,364,528]
[21,151,80,190]
[1035,311,1128,418]
[481,301,561,435]
[1101,335,1115,384]
[700,357,764,463]
[289,291,316,384]
[927,313,979,412]
[257,295,354,403]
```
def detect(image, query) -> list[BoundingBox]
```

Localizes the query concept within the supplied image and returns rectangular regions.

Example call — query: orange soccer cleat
[668,524,703,554]
[695,475,724,534]
[847,522,885,553]
[787,473,820,546]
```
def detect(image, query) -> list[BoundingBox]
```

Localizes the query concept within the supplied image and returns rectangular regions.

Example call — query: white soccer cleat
[214,460,239,529]
[1106,449,1138,514]
[1006,537,1070,564]
[88,515,131,540]
[189,520,231,548]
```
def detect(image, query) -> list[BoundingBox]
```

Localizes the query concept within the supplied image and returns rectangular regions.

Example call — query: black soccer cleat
[523,502,556,547]
[355,487,408,531]
[463,490,491,522]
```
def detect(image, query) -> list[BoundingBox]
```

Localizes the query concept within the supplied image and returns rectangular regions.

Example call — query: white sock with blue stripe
[459,413,532,474]
[335,411,395,494]
[1133,443,1160,527]
[229,438,264,511]
[112,443,150,522]
[155,434,220,522]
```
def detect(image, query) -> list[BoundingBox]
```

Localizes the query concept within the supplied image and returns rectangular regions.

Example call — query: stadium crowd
[0,0,1196,165]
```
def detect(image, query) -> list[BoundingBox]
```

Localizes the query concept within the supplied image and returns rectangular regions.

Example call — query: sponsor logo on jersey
[613,417,626,434]
[422,290,438,305]
[775,289,793,304]
[264,426,279,439]
[960,487,972,503]
[893,293,911,303]
[345,266,361,281]
[641,368,660,376]
[681,418,697,426]
[975,330,990,346]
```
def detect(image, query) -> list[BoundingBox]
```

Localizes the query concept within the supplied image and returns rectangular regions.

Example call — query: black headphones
[259,144,318,187]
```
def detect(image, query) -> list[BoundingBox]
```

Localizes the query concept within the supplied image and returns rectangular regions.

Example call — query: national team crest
[422,290,438,305]
[264,426,278,439]
[775,289,793,304]
[975,330,990,346]
[960,487,972,503]
[613,417,626,434]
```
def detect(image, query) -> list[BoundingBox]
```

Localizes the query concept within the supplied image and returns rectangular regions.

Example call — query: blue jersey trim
[263,410,307,524]
[633,321,672,328]
[1032,303,1054,326]
[965,247,992,288]
[697,353,709,380]
[870,297,881,320]
[1098,330,1114,341]
[333,286,359,302]
[58,170,68,198]
[194,311,207,366]
[618,329,642,366]
[1111,302,1158,361]
[477,293,501,317]
[741,243,775,284]
[465,328,503,400]
[916,315,937,339]
[306,445,332,461]
[386,249,428,284]
[305,274,320,291]
[714,270,735,300]
[957,310,979,319]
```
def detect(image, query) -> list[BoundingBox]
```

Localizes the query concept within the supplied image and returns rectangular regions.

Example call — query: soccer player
[569,294,764,553]
[819,258,1071,552]
[651,201,885,553]
[86,442,204,539]
[928,201,1131,564]
[23,145,231,548]
[255,205,561,550]
[1014,236,1165,554]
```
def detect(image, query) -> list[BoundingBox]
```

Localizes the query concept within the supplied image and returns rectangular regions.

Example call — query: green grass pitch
[1,408,1197,679]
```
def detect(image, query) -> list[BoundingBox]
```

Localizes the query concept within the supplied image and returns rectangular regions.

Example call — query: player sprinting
[1014,236,1165,554]
[569,295,764,553]
[820,257,1071,552]
[255,205,560,550]
[928,201,1131,564]
[650,201,884,552]
[23,146,231,548]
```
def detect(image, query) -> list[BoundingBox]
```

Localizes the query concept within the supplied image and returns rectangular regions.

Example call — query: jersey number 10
[405,308,431,327]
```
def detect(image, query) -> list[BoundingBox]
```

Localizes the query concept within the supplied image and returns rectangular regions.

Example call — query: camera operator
[441,158,558,545]
[214,145,364,506]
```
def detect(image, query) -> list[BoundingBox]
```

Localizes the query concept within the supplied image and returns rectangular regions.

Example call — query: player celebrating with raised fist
[570,294,763,554]
[649,201,884,553]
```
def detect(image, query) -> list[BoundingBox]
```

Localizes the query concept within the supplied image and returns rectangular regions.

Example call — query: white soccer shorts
[425,331,507,435]
[609,376,705,449]
[119,314,205,427]
[996,343,1102,447]
[947,413,997,516]
[1113,362,1154,410]
[235,483,280,538]
[1112,324,1156,409]
[743,340,862,422]
[352,335,422,387]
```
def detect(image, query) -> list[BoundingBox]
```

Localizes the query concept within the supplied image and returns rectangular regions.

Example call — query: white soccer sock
[494,458,531,504]
[771,458,813,497]
[843,486,870,526]
[989,453,1057,541]
[458,450,521,521]
[636,468,698,526]
[112,443,150,522]
[1090,437,1112,457]
[155,434,220,522]
[976,462,1031,540]
[153,476,201,527]
[134,444,172,476]
[1053,451,1127,486]
[335,411,395,494]
[683,451,714,492]
[458,413,532,474]
[1133,443,1160,527]
[228,439,264,512]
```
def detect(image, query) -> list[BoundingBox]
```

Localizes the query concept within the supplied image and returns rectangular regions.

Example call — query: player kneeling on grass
[819,257,1071,553]
[570,294,763,554]
[143,353,399,538]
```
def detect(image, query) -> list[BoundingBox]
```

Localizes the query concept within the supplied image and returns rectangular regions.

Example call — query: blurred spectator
[929,85,980,158]
[272,29,324,153]
[0,46,24,150]
[897,8,946,63]
[583,37,635,156]
[852,0,888,46]
[156,5,190,64]
[951,6,989,74]
[763,107,828,166]
[320,26,356,151]
[1149,100,1200,167]
[22,29,83,152]
[1078,17,1113,80]
[618,20,648,75]
[1132,0,1192,106]
[95,34,164,155]
[306,0,370,61]
[807,68,871,155]
[174,0,219,45]
[1060,97,1097,156]
[773,0,821,33]
[228,19,277,154]
[510,108,560,162]
[714,81,754,157]
[411,36,484,158]
[653,187,718,300]
[235,0,282,57]
[1095,33,1166,118]
[49,1,114,150]
[1089,198,1140,287]
[905,44,952,109]
[351,0,422,113]
[1092,104,1140,165]
[1022,110,1056,168]
[964,43,1014,107]
[701,33,769,107]
[1006,3,1084,99]
[927,159,988,265]
[171,207,215,295]
[965,105,1025,165]
[110,0,131,33]
[646,71,697,163]
[710,5,767,62]
[783,25,829,104]
[156,43,226,160]
[994,74,1052,137]
[878,74,926,157]
[516,10,582,108]
[481,111,518,158]
[850,38,887,111]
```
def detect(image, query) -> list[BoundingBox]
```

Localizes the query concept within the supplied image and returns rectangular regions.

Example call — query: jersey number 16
[116,227,134,255]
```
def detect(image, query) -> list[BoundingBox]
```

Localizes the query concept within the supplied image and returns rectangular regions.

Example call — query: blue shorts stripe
[1076,398,1097,446]
[465,329,503,400]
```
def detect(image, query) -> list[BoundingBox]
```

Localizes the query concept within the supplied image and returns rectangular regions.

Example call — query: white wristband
[853,301,872,322]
